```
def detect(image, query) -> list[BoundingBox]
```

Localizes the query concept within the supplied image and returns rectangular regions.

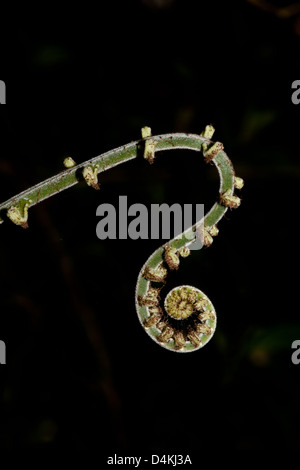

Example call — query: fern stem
[0,133,211,224]
[0,129,242,353]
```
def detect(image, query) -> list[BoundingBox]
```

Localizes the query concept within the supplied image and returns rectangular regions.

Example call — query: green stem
[134,133,240,353]
[0,130,242,353]
[0,133,212,224]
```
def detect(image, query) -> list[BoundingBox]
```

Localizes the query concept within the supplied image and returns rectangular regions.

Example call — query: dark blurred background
[0,0,299,458]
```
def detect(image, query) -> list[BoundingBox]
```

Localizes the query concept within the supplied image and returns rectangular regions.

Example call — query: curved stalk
[0,128,243,353]
[0,133,211,224]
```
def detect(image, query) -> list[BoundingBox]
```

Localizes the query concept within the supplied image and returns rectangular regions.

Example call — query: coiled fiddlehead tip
[137,281,216,352]
[135,126,242,352]
[0,126,242,353]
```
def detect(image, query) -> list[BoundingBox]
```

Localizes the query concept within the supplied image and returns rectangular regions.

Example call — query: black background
[0,0,298,460]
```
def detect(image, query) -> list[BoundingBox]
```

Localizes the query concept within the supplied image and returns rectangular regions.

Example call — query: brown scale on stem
[219,189,241,209]
[157,326,174,343]
[164,245,180,270]
[187,330,202,348]
[137,287,161,307]
[143,264,168,283]
[144,306,163,328]
[173,331,186,350]
[203,142,224,164]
